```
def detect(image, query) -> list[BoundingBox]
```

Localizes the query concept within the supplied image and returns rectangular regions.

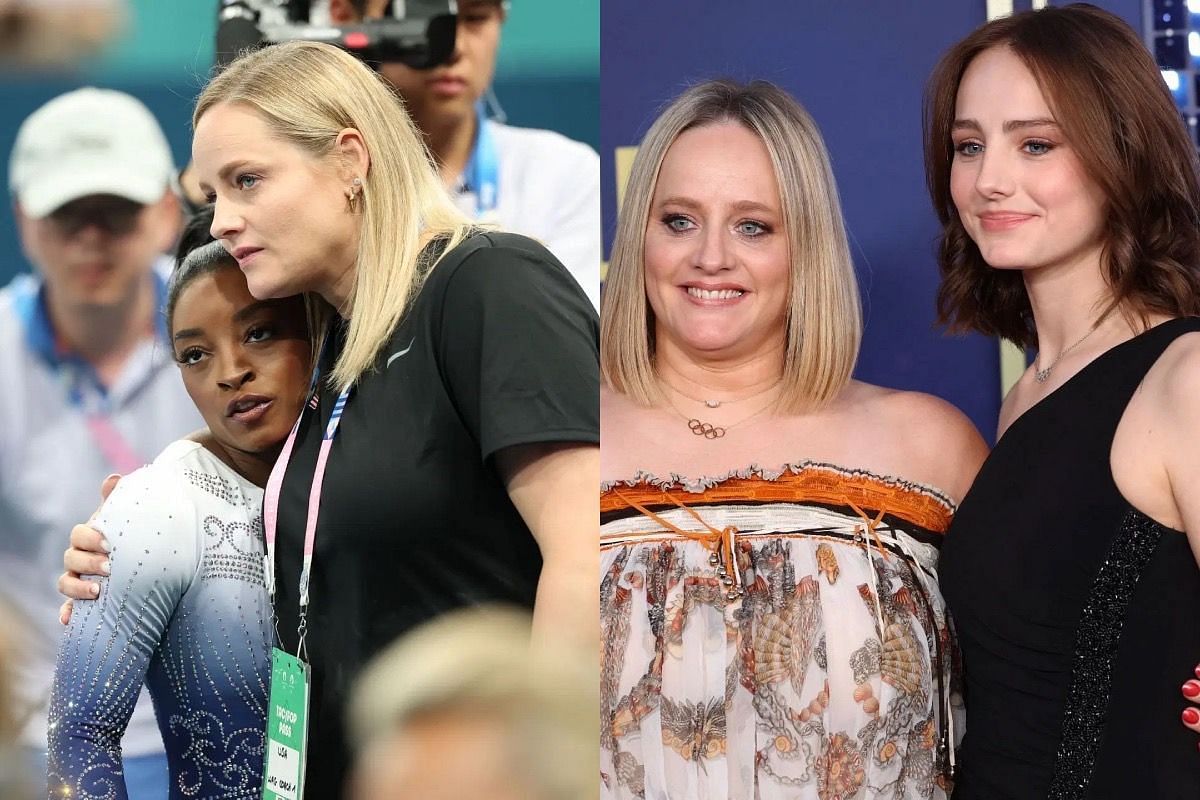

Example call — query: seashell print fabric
[600,463,963,800]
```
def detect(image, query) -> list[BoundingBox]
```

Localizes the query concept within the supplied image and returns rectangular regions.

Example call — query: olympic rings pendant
[688,418,726,439]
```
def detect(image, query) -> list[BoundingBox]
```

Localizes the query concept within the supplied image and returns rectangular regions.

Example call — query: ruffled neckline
[601,459,957,514]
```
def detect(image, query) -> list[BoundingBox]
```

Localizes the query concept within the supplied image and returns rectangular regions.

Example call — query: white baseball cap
[8,87,176,219]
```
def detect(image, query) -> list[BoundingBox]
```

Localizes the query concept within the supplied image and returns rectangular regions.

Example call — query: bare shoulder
[1137,331,1200,438]
[601,383,638,422]
[601,384,653,481]
[853,383,990,503]
[859,384,983,441]
[1147,330,1200,399]
[1133,329,1200,546]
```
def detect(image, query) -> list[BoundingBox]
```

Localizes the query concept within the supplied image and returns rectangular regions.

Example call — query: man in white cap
[0,87,200,797]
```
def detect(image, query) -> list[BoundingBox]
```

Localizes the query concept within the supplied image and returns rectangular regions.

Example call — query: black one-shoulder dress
[940,318,1200,800]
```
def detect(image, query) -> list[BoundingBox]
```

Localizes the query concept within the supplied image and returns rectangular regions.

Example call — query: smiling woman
[643,122,792,367]
[946,47,1108,291]
[600,79,989,800]
[925,6,1200,798]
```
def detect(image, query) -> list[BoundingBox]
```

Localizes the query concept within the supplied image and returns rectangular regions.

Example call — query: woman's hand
[56,474,120,624]
[1184,663,1200,744]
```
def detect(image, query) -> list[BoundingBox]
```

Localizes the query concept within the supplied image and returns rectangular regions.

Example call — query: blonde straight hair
[195,41,474,389]
[601,79,862,413]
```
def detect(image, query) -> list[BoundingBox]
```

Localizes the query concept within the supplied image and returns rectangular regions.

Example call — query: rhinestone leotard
[47,440,272,799]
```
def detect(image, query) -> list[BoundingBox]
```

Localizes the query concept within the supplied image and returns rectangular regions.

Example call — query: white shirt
[454,119,601,311]
[0,267,202,756]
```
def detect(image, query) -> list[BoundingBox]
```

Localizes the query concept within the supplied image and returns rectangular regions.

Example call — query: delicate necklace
[663,390,778,440]
[663,378,781,409]
[1033,316,1108,383]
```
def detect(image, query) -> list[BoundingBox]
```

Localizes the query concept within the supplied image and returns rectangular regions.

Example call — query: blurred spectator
[346,606,597,800]
[0,0,124,68]
[0,87,200,798]
[342,0,601,309]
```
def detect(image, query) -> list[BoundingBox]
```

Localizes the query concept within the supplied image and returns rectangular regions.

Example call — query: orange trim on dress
[601,467,953,534]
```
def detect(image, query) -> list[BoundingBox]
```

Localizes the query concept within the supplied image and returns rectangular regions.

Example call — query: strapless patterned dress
[600,462,963,800]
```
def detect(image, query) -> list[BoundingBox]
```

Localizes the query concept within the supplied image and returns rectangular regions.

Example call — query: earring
[346,177,363,211]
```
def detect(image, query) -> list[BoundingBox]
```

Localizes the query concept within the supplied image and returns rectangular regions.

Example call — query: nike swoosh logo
[387,340,415,368]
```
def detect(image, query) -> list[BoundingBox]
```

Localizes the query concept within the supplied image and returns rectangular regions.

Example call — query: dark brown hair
[924,3,1200,347]
[166,206,234,335]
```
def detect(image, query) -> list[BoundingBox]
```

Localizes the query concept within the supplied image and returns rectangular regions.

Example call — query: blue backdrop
[600,0,1141,441]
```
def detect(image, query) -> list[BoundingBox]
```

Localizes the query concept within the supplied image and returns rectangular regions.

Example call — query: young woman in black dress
[924,5,1200,797]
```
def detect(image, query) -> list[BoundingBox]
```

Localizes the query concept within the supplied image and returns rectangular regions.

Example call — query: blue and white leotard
[48,439,272,799]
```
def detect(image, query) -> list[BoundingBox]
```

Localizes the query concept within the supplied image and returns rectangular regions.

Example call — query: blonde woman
[600,80,987,799]
[60,41,599,796]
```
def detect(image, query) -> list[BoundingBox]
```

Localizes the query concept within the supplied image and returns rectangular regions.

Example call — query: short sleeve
[47,466,201,799]
[435,234,600,462]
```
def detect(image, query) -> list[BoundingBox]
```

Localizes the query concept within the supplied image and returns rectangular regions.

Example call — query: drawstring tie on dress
[611,487,744,600]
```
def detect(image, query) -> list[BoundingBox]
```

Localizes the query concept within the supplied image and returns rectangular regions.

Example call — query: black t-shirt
[272,232,599,795]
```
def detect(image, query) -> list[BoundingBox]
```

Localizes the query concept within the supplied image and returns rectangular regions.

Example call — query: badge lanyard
[84,416,143,475]
[68,369,145,475]
[260,336,351,800]
[262,359,352,660]
[462,104,499,217]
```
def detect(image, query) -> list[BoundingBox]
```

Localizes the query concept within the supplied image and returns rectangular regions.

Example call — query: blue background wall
[0,0,598,292]
[600,0,1140,441]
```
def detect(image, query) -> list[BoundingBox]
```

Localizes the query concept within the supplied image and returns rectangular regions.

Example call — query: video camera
[216,0,458,70]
